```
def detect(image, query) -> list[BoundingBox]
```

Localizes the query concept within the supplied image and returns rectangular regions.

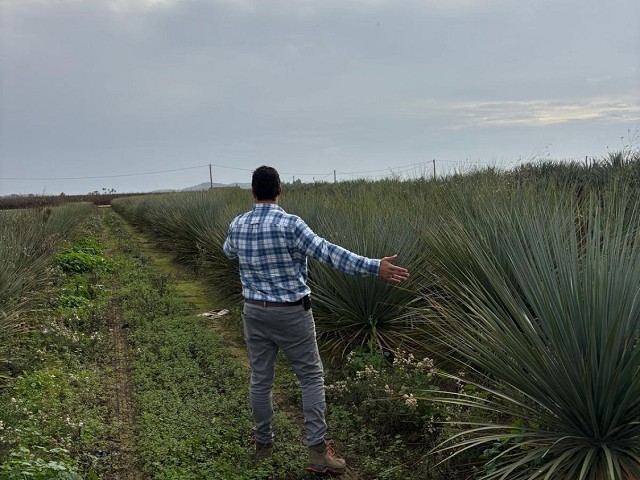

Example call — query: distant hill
[181,182,251,192]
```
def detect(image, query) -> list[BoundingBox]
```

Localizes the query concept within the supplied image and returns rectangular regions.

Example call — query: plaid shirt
[223,203,380,302]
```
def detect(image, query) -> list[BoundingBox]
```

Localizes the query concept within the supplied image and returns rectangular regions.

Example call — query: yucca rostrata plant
[291,193,429,358]
[0,203,93,371]
[420,185,640,479]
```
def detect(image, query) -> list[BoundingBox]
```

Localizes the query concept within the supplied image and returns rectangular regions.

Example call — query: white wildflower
[403,393,418,410]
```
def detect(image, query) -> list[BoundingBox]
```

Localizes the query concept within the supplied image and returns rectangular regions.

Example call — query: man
[223,166,410,475]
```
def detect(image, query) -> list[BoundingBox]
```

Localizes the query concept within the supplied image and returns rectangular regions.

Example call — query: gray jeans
[242,302,327,446]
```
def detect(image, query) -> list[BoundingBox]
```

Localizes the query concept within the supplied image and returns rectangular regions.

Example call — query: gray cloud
[1,0,639,194]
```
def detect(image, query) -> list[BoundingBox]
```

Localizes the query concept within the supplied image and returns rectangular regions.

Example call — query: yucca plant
[419,184,640,479]
[278,183,434,357]
[192,202,245,303]
[0,203,93,369]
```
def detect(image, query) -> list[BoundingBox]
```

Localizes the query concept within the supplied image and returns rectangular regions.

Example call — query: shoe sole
[306,465,346,475]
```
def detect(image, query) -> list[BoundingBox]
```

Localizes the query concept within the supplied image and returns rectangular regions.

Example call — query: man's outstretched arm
[294,219,409,282]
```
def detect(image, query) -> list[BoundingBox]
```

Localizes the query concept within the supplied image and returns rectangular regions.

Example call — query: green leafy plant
[420,185,640,479]
[0,446,83,480]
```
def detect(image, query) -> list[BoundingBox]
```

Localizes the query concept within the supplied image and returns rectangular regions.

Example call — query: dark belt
[245,295,308,308]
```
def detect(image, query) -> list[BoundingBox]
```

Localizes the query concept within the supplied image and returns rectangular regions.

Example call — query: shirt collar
[252,203,283,212]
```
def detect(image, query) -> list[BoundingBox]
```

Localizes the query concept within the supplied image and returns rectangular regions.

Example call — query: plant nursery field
[1,152,640,480]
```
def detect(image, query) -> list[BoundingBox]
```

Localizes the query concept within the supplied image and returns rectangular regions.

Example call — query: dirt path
[111,214,364,479]
[100,296,144,479]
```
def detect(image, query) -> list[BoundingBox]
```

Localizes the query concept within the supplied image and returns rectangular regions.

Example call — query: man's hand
[378,255,410,283]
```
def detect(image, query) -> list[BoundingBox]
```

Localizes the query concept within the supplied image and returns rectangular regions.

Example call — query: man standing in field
[223,165,409,475]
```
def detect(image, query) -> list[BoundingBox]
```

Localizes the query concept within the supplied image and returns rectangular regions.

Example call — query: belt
[245,296,306,308]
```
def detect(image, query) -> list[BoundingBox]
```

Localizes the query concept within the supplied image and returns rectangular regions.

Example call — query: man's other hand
[378,255,410,283]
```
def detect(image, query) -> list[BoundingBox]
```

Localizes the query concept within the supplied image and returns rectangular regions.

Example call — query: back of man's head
[252,166,281,201]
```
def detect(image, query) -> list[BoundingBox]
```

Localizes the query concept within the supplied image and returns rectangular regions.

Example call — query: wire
[3,156,596,183]
[1,164,210,180]
[337,161,432,175]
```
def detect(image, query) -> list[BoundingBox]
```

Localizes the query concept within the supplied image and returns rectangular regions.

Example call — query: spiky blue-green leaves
[421,185,640,480]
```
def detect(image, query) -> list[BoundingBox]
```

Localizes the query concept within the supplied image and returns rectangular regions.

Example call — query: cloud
[400,94,640,128]
[106,0,182,13]
[1,0,179,11]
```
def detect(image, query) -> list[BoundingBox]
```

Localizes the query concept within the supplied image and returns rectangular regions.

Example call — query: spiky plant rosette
[296,198,428,357]
[421,186,640,480]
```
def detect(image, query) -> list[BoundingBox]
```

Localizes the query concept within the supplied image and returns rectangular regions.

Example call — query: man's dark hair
[252,166,281,201]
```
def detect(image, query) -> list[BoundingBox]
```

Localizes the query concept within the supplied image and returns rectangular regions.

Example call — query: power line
[209,162,332,176]
[1,164,210,181]
[337,161,431,175]
[3,156,592,183]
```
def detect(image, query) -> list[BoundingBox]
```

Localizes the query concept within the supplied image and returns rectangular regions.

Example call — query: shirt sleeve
[293,218,380,276]
[223,223,237,260]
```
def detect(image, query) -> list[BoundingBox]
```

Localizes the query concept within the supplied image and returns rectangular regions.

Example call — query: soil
[99,296,144,480]
[105,212,365,479]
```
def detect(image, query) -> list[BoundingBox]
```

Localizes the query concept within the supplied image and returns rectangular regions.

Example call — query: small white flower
[403,393,418,409]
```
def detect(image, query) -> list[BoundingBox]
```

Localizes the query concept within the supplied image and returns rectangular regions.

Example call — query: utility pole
[432,159,436,179]
[209,164,213,189]
[334,170,337,183]
[585,155,589,167]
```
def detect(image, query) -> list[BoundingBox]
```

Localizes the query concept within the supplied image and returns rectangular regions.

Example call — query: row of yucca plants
[0,203,94,369]
[111,179,448,356]
[111,152,640,361]
[111,189,247,301]
[416,182,640,479]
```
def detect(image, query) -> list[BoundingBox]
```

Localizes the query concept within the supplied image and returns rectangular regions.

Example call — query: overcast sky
[1,0,639,195]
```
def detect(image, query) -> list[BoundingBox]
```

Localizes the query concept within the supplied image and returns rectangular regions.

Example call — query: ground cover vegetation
[0,208,330,479]
[0,209,117,478]
[109,149,640,479]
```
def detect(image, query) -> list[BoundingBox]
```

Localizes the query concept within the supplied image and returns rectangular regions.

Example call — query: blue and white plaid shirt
[223,203,380,303]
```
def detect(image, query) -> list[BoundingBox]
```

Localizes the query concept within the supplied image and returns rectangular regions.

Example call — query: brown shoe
[255,441,273,461]
[306,441,346,474]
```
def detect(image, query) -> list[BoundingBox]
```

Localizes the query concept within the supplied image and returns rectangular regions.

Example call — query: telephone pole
[334,170,337,183]
[209,164,213,189]
[432,159,436,179]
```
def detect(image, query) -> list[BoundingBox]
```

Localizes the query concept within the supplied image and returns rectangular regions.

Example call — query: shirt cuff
[367,258,381,276]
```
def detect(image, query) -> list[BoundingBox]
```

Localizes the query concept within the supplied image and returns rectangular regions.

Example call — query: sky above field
[1,0,639,195]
